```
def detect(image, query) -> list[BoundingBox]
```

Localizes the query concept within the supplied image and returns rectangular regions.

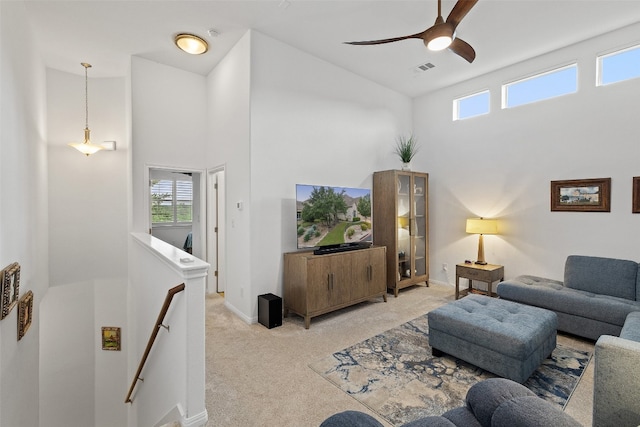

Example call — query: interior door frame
[144,164,206,258]
[207,165,226,294]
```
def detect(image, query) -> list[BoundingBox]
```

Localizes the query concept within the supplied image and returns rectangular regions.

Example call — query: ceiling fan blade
[344,31,426,46]
[446,0,479,30]
[449,37,476,63]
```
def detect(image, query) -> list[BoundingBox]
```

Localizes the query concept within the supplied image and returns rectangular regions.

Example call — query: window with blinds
[151,178,193,224]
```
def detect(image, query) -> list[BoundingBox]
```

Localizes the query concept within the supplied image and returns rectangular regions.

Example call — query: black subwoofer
[258,293,282,329]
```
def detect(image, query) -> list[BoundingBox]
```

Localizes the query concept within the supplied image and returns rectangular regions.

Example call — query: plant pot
[401,162,411,171]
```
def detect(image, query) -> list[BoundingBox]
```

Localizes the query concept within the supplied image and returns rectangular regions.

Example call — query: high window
[453,90,490,120]
[597,44,640,86]
[503,64,578,108]
[151,177,193,225]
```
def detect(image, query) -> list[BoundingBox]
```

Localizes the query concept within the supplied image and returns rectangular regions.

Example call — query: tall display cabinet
[373,170,429,297]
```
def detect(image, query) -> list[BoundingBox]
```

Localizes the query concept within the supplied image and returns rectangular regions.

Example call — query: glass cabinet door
[413,174,427,278]
[396,173,412,280]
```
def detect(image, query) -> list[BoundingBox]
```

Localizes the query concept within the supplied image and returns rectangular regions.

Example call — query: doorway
[147,166,205,259]
[207,166,226,294]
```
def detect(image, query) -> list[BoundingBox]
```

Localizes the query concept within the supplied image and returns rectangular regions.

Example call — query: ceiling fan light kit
[345,0,478,63]
[426,31,453,51]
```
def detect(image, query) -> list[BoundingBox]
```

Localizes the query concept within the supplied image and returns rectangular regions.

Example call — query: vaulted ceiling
[22,0,640,97]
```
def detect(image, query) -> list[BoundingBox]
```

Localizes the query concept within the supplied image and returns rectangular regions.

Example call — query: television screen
[296,184,372,249]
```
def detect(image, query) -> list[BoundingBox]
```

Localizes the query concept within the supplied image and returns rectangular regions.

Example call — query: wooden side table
[456,263,504,300]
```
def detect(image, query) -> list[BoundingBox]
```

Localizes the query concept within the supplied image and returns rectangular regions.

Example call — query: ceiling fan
[345,0,479,63]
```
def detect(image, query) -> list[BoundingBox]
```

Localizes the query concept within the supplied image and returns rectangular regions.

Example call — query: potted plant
[393,135,420,170]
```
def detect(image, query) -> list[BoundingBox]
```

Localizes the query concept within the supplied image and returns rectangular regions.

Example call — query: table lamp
[466,217,498,265]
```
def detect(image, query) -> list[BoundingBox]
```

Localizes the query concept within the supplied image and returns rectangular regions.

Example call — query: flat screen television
[296,184,372,252]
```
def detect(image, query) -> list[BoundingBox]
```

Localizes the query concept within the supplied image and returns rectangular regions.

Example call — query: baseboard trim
[428,279,454,288]
[182,409,208,427]
[223,300,254,324]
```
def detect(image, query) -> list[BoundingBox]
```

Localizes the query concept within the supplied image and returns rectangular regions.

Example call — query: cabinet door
[412,174,428,279]
[327,254,352,307]
[306,257,332,312]
[396,173,413,282]
[349,250,371,301]
[368,247,387,294]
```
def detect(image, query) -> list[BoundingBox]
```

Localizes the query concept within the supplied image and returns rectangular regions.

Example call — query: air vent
[414,62,436,73]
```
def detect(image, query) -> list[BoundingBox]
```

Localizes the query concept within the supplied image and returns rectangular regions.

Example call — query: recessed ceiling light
[174,33,208,55]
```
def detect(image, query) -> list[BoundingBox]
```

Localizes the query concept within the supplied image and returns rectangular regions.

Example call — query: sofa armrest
[593,335,640,427]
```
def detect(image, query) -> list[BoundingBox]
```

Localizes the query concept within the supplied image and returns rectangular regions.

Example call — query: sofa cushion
[320,411,384,427]
[497,275,640,326]
[620,311,640,342]
[491,396,582,427]
[465,378,535,427]
[564,255,638,300]
[401,416,458,427]
[441,407,482,427]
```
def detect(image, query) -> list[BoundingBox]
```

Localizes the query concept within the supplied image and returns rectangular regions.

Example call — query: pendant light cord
[81,62,91,129]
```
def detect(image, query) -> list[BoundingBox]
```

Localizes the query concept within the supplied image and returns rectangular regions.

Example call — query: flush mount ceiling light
[68,63,105,156]
[174,33,208,55]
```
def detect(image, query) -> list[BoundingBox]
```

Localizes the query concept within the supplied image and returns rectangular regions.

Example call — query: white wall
[131,57,208,235]
[39,282,94,426]
[43,68,129,426]
[0,2,48,426]
[47,69,128,285]
[206,30,413,322]
[206,32,253,320]
[413,23,640,287]
[94,278,128,427]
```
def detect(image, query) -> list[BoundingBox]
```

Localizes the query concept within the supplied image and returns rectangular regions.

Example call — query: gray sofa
[593,311,640,427]
[496,255,640,340]
[320,378,581,427]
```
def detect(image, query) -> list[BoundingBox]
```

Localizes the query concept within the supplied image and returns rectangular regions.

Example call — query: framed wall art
[18,290,33,340]
[551,178,611,212]
[102,326,121,351]
[1,262,21,319]
[633,177,640,213]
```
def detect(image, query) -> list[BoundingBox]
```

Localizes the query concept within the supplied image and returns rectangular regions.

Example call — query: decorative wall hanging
[551,178,611,212]
[1,262,20,319]
[18,290,33,340]
[633,177,640,213]
[102,326,121,351]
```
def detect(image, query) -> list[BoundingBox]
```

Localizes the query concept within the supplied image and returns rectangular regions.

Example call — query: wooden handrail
[125,283,186,404]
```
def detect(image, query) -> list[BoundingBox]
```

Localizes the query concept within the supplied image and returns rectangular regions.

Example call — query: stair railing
[125,283,186,404]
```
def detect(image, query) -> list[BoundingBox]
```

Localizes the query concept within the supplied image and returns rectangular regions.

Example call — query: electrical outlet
[443,263,448,271]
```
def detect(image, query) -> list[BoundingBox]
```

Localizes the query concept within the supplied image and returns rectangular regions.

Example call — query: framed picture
[1,262,20,319]
[18,290,33,340]
[551,178,611,212]
[102,327,121,351]
[633,177,640,213]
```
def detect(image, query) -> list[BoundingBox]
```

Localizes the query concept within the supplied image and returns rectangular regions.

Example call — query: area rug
[309,313,591,426]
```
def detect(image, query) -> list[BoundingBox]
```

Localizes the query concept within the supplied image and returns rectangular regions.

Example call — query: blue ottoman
[428,294,557,383]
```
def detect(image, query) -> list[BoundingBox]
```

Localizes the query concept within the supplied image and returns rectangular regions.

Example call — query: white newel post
[182,264,209,427]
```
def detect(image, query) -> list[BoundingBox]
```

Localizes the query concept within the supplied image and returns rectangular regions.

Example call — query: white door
[207,167,226,294]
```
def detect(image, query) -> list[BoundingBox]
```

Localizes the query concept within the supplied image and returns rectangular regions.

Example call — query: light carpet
[310,313,591,426]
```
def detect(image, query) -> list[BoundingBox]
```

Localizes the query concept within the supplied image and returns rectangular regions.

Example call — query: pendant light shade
[68,63,104,156]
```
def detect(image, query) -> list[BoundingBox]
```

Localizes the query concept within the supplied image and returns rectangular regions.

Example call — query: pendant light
[68,63,104,156]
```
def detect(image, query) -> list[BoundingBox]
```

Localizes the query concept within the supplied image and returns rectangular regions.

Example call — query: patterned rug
[309,313,591,426]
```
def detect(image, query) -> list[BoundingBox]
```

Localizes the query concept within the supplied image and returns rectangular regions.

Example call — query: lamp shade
[466,218,498,235]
